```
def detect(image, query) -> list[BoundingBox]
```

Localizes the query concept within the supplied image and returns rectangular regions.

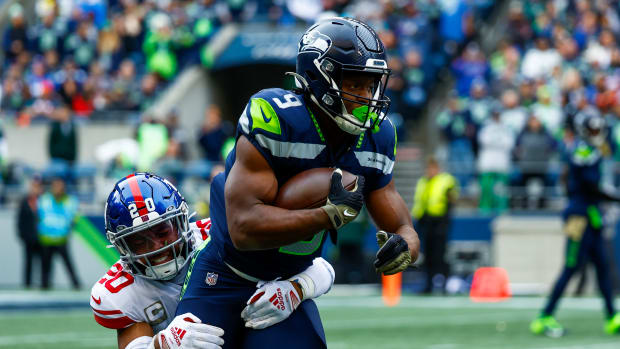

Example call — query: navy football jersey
[565,139,603,215]
[208,88,397,280]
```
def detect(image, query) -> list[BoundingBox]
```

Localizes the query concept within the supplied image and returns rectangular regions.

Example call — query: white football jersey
[90,218,211,333]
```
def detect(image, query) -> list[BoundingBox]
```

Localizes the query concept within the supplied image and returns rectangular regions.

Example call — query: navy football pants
[543,221,615,318]
[177,243,327,348]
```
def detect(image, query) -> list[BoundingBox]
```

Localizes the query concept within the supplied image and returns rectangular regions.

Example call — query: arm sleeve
[288,257,335,300]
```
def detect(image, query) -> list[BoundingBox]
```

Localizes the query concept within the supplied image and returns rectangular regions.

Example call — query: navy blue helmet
[574,106,608,146]
[105,173,191,280]
[291,17,391,135]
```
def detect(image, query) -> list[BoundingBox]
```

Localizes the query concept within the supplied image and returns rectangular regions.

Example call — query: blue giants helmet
[291,17,391,135]
[105,173,191,280]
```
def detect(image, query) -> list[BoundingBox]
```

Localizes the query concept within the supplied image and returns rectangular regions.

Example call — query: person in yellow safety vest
[412,156,459,294]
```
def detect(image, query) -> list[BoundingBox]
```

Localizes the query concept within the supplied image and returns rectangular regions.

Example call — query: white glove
[151,313,224,349]
[241,280,301,330]
[240,258,335,330]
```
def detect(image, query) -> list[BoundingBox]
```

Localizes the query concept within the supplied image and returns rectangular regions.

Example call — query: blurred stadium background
[1,0,620,347]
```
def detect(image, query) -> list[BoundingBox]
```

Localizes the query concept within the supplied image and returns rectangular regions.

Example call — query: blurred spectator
[2,3,29,65]
[439,0,473,46]
[138,73,160,111]
[165,110,189,160]
[521,36,561,79]
[466,79,493,127]
[499,89,527,135]
[64,19,98,70]
[451,42,489,97]
[199,105,230,162]
[532,85,563,138]
[477,107,515,213]
[143,13,178,80]
[412,156,459,294]
[48,106,78,165]
[136,116,169,171]
[512,114,557,209]
[30,3,66,55]
[38,177,81,290]
[17,176,44,288]
[108,59,141,110]
[436,93,476,187]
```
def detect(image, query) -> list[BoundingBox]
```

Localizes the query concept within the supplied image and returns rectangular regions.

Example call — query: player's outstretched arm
[241,257,335,329]
[226,135,335,250]
[366,180,420,275]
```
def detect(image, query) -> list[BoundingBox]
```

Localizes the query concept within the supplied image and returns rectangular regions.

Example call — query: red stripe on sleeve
[92,307,123,315]
[93,314,135,329]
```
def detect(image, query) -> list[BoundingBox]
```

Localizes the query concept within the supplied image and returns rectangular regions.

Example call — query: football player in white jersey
[91,173,335,349]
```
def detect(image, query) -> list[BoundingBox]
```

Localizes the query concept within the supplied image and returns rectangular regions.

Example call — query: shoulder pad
[238,88,306,138]
[90,262,138,329]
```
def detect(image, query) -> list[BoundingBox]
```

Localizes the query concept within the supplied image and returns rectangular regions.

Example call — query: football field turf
[1,295,618,348]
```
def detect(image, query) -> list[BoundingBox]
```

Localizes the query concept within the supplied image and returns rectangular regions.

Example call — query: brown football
[274,168,358,209]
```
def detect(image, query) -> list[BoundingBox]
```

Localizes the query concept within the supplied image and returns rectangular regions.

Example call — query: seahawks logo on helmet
[300,30,331,54]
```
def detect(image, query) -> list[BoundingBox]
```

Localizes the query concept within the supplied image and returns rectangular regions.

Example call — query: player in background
[530,108,620,337]
[177,17,420,348]
[91,173,335,349]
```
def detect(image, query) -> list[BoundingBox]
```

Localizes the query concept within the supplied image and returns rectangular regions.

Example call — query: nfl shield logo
[206,272,218,286]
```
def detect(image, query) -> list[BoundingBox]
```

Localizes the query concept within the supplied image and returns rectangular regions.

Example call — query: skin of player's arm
[226,135,333,251]
[366,180,420,262]
[117,322,154,349]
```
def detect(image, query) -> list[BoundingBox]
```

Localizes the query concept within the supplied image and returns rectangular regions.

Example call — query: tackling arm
[117,323,153,349]
[225,135,333,250]
[366,180,420,271]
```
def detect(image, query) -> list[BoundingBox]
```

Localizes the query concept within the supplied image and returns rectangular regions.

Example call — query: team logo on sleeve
[206,272,218,286]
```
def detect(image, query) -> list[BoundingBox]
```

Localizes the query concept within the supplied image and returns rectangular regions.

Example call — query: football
[274,168,358,209]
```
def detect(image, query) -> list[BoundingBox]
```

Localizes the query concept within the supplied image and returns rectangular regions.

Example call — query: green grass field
[1,295,619,349]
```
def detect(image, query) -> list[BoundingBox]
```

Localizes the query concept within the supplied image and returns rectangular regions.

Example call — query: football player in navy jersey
[530,108,620,337]
[177,17,420,348]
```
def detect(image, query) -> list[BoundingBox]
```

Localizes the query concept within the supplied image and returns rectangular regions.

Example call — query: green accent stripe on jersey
[279,231,325,255]
[356,132,365,149]
[307,108,325,142]
[587,205,603,229]
[255,134,325,159]
[250,98,281,135]
[393,122,398,157]
[354,151,395,174]
[180,236,211,300]
[73,216,120,266]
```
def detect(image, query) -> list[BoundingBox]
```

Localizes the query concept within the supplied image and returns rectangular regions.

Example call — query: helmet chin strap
[286,72,365,135]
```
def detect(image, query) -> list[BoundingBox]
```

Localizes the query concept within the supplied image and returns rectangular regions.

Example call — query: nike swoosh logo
[92,295,102,305]
[260,107,272,123]
[343,209,356,217]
